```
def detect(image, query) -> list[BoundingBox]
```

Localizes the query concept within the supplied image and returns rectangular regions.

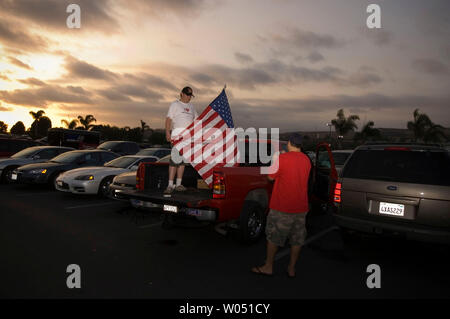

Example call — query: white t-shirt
[167,100,198,139]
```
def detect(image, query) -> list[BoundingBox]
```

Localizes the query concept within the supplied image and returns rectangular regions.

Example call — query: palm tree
[331,109,360,149]
[423,123,447,143]
[61,118,79,129]
[77,115,97,130]
[407,109,430,142]
[354,121,381,143]
[29,110,46,122]
[29,110,46,138]
[140,120,150,133]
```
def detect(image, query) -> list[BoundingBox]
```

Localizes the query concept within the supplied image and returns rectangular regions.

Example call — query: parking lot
[1,183,450,299]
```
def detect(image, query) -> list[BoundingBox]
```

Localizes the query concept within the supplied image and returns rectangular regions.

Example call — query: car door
[312,142,338,206]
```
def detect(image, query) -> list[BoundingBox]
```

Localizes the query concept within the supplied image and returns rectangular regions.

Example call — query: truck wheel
[238,200,266,244]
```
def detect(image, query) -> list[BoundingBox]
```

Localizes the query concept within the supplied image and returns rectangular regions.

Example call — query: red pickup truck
[119,140,338,243]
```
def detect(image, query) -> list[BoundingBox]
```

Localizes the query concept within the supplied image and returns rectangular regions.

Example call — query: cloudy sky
[0,0,449,132]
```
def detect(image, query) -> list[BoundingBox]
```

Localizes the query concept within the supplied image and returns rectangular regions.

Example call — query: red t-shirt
[268,151,311,213]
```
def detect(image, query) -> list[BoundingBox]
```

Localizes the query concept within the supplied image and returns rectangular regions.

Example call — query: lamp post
[326,123,332,143]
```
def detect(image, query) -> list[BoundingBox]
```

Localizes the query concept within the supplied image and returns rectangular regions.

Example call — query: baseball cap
[181,86,195,97]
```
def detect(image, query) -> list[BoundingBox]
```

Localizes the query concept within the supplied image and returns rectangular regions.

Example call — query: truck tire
[238,200,266,244]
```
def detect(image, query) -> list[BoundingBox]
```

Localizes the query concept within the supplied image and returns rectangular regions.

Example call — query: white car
[55,155,158,197]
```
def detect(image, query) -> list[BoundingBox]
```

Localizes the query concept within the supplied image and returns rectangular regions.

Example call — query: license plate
[379,202,405,216]
[163,205,178,213]
[11,173,17,180]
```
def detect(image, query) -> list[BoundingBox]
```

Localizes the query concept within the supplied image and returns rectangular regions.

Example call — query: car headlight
[75,175,94,181]
[30,169,47,174]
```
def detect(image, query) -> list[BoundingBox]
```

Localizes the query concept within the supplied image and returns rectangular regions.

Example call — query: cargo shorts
[169,145,186,167]
[265,209,308,247]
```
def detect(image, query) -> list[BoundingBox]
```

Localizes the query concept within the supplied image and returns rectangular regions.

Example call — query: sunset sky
[0,0,449,132]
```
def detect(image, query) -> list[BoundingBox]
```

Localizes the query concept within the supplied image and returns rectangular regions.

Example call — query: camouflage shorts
[265,209,307,247]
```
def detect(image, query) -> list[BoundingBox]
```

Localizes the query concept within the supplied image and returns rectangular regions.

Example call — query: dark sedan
[12,150,119,188]
[0,146,74,183]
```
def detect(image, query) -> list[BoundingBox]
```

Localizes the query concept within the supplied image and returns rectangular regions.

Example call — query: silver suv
[333,143,450,244]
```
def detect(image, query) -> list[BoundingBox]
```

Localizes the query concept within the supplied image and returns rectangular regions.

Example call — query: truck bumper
[130,198,217,222]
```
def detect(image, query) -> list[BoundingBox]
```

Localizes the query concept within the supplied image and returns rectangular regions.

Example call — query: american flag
[172,89,239,186]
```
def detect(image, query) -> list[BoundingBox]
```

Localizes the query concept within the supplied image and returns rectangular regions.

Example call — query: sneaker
[164,186,174,195]
[174,185,187,192]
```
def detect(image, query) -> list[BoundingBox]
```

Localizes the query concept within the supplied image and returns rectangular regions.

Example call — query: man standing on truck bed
[251,133,311,278]
[165,86,198,194]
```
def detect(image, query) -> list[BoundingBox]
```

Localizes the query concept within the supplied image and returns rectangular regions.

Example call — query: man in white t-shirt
[164,86,198,194]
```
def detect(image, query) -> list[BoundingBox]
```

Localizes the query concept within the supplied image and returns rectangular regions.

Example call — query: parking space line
[64,202,119,210]
[274,226,339,261]
[138,222,163,229]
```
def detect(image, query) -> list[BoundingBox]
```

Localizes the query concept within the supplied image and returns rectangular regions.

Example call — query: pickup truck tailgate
[121,188,212,207]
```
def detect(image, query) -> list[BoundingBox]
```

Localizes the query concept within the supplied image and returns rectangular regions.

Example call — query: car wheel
[98,176,114,198]
[2,167,17,184]
[49,172,61,190]
[238,200,266,244]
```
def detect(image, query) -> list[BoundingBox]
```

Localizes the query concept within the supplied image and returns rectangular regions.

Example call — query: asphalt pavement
[1,183,449,299]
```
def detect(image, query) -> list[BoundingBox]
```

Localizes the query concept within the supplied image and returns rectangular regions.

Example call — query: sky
[0,0,449,133]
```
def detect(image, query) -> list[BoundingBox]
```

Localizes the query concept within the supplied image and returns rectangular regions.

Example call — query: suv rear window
[342,149,450,186]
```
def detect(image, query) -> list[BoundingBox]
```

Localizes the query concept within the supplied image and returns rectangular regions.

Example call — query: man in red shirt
[252,133,311,278]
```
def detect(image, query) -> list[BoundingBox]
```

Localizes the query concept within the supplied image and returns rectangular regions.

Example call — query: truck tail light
[334,182,342,203]
[212,171,225,199]
[136,163,145,190]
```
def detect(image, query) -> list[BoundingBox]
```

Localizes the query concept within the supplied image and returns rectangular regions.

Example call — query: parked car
[0,136,42,158]
[110,155,171,200]
[12,150,119,188]
[119,140,337,243]
[97,141,140,155]
[333,143,450,244]
[55,155,158,197]
[0,146,74,183]
[136,147,171,159]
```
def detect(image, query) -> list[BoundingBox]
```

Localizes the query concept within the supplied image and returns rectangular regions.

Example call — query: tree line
[0,110,166,145]
[0,108,447,146]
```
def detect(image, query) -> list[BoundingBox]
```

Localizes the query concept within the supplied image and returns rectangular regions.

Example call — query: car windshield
[11,147,40,158]
[104,156,137,168]
[332,152,352,165]
[51,151,83,163]
[98,141,119,150]
[137,149,159,156]
[343,149,450,186]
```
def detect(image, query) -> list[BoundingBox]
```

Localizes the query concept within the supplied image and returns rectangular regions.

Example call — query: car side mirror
[131,165,138,171]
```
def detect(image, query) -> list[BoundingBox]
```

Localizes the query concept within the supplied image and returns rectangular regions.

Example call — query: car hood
[61,166,126,178]
[17,161,71,172]
[113,171,136,184]
[0,158,33,168]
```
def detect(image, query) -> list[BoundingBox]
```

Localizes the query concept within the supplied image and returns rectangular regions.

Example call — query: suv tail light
[334,182,342,203]
[212,171,225,199]
[136,163,145,190]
